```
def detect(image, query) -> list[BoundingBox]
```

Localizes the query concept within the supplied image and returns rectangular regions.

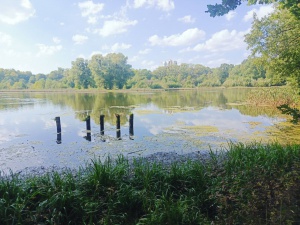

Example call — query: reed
[247,87,299,107]
[0,143,299,224]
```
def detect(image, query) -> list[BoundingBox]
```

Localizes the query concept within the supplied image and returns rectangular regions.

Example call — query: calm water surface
[0,89,297,172]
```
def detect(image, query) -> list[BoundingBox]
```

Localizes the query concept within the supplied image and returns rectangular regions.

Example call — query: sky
[0,0,275,74]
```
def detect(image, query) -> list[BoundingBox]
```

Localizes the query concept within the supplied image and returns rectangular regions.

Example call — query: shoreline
[0,86,265,94]
[1,150,212,179]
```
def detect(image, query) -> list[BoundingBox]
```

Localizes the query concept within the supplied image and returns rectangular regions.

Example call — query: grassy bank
[1,143,299,225]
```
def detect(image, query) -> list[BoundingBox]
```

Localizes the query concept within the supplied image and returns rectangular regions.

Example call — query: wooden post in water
[129,113,134,140]
[100,115,105,136]
[85,115,91,141]
[55,116,61,133]
[86,115,91,131]
[55,117,62,144]
[116,114,121,140]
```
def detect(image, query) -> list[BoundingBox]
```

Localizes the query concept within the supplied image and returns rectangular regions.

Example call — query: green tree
[216,63,234,84]
[127,69,152,89]
[223,59,269,87]
[69,58,94,89]
[245,7,300,87]
[12,79,27,89]
[32,79,45,89]
[102,53,134,89]
[48,68,65,81]
[88,54,105,89]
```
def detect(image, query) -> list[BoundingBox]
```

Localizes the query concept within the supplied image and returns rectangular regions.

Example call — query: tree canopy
[245,7,300,87]
[206,0,300,19]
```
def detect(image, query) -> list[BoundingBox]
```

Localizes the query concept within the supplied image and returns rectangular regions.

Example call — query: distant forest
[0,53,287,90]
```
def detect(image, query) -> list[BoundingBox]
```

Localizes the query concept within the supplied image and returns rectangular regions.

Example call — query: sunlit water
[0,89,297,173]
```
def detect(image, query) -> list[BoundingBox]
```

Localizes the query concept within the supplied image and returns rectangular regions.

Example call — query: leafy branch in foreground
[277,104,300,124]
[206,0,300,19]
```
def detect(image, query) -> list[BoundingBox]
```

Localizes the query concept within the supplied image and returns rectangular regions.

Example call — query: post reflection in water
[100,114,106,142]
[56,133,62,144]
[100,115,105,136]
[116,114,121,140]
[129,113,134,140]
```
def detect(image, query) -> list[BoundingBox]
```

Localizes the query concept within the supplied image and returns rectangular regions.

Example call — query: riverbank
[0,86,252,94]
[0,142,299,224]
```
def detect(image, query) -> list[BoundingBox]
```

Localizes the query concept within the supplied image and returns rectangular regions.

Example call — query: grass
[247,87,300,107]
[0,143,299,225]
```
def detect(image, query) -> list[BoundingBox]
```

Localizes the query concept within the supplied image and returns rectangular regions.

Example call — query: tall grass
[247,87,299,107]
[0,143,299,224]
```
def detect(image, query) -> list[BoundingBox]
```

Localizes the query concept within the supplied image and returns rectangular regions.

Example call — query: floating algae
[244,121,263,129]
[134,109,162,115]
[184,125,219,134]
[266,121,300,144]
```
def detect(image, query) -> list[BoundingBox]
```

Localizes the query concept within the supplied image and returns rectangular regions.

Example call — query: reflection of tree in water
[1,89,282,124]
[234,105,281,118]
[47,92,141,125]
[0,92,48,110]
[216,92,228,109]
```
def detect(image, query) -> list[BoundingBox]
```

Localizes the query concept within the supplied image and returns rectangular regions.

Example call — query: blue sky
[0,0,274,74]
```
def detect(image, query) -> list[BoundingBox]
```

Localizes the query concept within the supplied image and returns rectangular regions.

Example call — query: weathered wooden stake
[85,115,91,141]
[55,116,61,133]
[116,114,121,140]
[129,113,134,140]
[86,115,91,131]
[100,115,105,136]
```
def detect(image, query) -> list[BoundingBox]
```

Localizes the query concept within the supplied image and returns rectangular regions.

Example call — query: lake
[0,88,299,173]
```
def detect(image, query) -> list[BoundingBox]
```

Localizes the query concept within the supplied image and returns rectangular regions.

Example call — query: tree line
[0,55,285,90]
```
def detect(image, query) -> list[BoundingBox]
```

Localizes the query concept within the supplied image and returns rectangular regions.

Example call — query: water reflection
[0,88,299,173]
[56,133,62,144]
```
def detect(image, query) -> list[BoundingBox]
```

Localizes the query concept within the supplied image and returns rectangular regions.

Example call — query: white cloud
[225,11,236,21]
[149,28,205,47]
[72,34,88,45]
[128,55,139,63]
[78,1,104,24]
[133,0,175,11]
[139,48,151,54]
[52,37,61,44]
[21,0,32,9]
[207,58,230,67]
[244,5,274,22]
[184,29,247,53]
[142,60,155,66]
[111,43,132,52]
[0,32,12,46]
[178,15,195,23]
[0,0,35,24]
[36,44,62,56]
[96,19,138,37]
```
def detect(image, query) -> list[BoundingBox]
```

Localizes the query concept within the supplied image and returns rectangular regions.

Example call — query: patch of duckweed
[163,106,200,113]
[110,105,137,109]
[266,121,300,144]
[244,121,263,129]
[134,109,162,115]
[184,125,219,135]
